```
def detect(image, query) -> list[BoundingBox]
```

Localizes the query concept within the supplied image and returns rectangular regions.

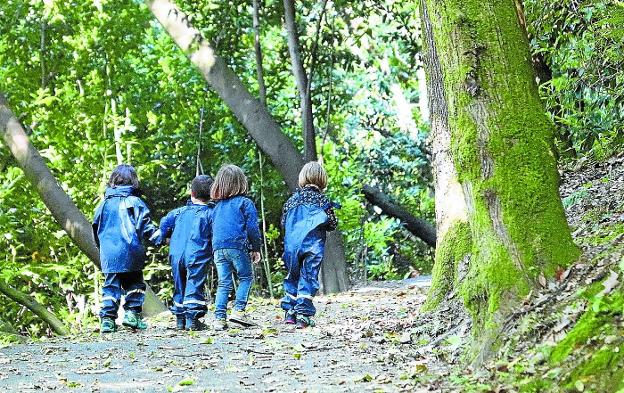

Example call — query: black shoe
[186,318,208,331]
[176,316,186,330]
[284,310,296,325]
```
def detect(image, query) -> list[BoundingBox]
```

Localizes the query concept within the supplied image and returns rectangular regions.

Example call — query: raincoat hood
[105,185,138,198]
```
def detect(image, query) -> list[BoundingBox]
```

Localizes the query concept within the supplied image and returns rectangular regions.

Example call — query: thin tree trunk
[420,0,579,360]
[362,185,436,247]
[252,0,274,297]
[40,19,47,89]
[0,280,69,336]
[0,93,167,316]
[253,0,267,105]
[145,0,349,293]
[283,0,317,162]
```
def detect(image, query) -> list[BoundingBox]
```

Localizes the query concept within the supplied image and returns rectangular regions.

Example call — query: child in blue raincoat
[281,162,338,329]
[210,164,262,330]
[93,164,158,333]
[155,175,214,331]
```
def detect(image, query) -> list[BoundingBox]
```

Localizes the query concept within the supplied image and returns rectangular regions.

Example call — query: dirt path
[0,278,432,392]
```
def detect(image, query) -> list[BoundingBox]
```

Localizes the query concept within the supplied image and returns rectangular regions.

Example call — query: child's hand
[251,251,261,264]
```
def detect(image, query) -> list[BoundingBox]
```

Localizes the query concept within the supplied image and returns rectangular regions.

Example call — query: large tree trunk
[419,0,579,359]
[419,0,471,311]
[362,185,436,247]
[0,93,166,316]
[283,0,317,162]
[145,0,349,293]
[0,280,69,336]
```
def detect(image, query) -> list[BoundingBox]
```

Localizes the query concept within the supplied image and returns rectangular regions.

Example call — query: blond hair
[298,161,328,190]
[210,164,248,200]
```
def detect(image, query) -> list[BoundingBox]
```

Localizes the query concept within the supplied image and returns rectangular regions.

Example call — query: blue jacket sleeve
[243,199,262,252]
[152,208,179,246]
[92,203,104,248]
[131,198,159,246]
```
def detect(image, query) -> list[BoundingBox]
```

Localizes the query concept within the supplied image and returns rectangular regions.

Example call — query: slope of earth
[416,153,624,392]
[0,279,433,392]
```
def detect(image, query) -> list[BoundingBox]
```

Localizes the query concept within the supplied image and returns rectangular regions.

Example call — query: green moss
[423,0,580,337]
[551,290,623,363]
[565,343,624,392]
[518,379,552,393]
[423,221,472,311]
[549,290,624,392]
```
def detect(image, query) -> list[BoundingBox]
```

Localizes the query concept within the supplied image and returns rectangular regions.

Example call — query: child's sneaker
[284,310,296,325]
[186,318,208,331]
[176,316,186,330]
[229,310,255,326]
[296,315,315,329]
[100,317,117,333]
[122,311,147,330]
[213,319,228,331]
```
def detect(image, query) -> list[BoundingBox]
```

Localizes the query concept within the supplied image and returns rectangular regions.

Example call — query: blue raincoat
[157,201,214,320]
[281,187,338,316]
[92,186,158,273]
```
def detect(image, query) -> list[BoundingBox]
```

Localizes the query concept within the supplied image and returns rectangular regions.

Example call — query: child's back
[158,175,214,331]
[211,195,261,252]
[282,186,336,260]
[164,201,214,263]
[94,185,153,273]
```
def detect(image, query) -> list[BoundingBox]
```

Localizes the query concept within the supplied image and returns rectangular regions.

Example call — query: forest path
[0,277,432,392]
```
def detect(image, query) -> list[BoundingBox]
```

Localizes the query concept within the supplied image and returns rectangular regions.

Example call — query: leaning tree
[419,0,580,360]
[0,94,167,317]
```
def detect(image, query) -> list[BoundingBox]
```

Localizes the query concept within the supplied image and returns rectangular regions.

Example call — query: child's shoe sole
[229,311,257,327]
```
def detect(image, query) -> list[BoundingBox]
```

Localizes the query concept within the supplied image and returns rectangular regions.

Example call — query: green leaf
[178,378,194,386]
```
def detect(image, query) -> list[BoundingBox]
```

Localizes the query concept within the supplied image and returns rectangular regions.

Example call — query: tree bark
[362,185,436,247]
[419,0,471,311]
[420,0,579,359]
[145,0,349,293]
[0,93,167,316]
[0,280,69,336]
[252,0,275,297]
[283,0,317,162]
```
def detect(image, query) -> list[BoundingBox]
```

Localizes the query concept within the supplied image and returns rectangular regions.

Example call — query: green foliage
[525,0,624,159]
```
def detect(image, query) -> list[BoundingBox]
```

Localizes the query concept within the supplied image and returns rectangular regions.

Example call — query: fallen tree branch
[0,280,69,336]
[362,185,437,247]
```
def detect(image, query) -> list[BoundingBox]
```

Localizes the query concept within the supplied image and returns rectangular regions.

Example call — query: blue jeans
[100,271,145,319]
[214,248,253,320]
[170,256,209,320]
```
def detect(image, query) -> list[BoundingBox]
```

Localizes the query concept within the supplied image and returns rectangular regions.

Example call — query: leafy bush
[524,0,624,159]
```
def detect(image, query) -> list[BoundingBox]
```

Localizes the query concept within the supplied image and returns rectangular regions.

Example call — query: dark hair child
[281,162,338,329]
[210,165,262,330]
[155,175,214,331]
[92,164,158,333]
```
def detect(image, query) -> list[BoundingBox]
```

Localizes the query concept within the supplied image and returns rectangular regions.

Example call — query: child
[281,162,338,329]
[210,164,262,330]
[156,175,214,331]
[93,164,158,333]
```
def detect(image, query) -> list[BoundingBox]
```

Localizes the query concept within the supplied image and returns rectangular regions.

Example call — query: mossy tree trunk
[419,0,579,359]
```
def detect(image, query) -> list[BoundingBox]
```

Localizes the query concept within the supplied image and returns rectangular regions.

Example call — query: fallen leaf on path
[600,270,619,295]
